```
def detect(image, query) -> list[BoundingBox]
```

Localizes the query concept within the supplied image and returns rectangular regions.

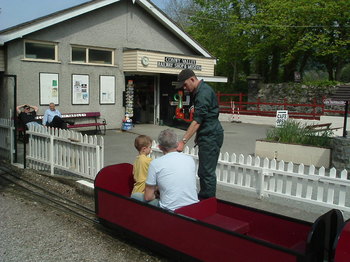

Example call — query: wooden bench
[306,122,342,133]
[54,112,107,134]
[17,112,107,135]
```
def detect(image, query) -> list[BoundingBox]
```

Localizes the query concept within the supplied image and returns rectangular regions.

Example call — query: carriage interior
[95,163,345,261]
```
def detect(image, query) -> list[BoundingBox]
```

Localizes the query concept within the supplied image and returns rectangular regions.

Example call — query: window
[71,46,113,65]
[72,47,86,63]
[25,41,57,61]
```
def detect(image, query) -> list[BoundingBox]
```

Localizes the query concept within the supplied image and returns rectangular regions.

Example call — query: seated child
[131,135,153,195]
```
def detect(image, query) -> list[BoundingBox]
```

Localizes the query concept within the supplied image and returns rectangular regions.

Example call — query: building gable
[0,0,212,58]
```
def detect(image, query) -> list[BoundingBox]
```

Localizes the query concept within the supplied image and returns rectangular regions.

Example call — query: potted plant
[255,120,333,168]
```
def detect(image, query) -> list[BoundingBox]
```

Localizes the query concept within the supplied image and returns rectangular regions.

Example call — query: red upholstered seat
[201,214,250,234]
[94,163,134,197]
[175,198,250,234]
[175,197,217,219]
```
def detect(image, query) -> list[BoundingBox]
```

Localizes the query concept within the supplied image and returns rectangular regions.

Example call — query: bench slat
[69,123,106,128]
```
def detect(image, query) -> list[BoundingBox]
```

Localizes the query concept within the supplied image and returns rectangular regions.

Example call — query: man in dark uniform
[176,69,224,198]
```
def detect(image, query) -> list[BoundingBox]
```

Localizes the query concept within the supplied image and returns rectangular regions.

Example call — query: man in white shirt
[144,129,199,211]
[42,103,71,129]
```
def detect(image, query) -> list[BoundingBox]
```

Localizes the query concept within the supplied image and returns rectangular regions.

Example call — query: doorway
[125,75,155,124]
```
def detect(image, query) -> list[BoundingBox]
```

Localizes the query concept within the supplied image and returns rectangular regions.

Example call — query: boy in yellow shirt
[131,135,153,194]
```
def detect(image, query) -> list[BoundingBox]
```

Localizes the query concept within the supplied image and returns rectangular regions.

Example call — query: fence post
[284,98,287,110]
[321,96,325,116]
[96,144,101,174]
[239,93,243,111]
[100,136,104,169]
[258,169,266,198]
[10,115,14,164]
[50,135,54,175]
[312,98,316,119]
[217,92,221,104]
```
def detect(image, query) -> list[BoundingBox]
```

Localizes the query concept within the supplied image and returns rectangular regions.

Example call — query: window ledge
[69,62,118,68]
[21,58,61,64]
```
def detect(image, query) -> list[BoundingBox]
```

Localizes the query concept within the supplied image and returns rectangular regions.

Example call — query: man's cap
[176,69,196,89]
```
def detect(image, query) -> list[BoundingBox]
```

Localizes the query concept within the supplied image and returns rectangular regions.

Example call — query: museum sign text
[157,57,202,71]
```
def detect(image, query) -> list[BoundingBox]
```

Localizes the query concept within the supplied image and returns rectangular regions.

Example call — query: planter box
[255,140,331,168]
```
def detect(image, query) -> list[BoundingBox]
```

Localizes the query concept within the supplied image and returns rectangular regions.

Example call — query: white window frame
[71,45,114,66]
[23,40,58,62]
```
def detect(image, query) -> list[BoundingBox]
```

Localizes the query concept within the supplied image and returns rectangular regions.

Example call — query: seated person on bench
[42,103,73,129]
[16,104,41,129]
[135,129,199,211]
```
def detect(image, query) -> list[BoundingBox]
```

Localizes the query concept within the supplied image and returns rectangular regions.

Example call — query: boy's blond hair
[134,135,152,152]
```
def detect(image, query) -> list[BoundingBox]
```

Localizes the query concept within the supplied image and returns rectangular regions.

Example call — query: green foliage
[339,64,350,83]
[180,0,350,84]
[303,70,329,82]
[301,80,340,88]
[266,120,333,147]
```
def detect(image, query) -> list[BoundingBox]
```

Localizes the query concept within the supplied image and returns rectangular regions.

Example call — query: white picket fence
[27,125,104,180]
[0,117,14,163]
[151,142,350,213]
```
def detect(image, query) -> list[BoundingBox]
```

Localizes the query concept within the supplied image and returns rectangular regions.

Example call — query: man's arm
[144,184,157,201]
[16,105,24,114]
[31,105,38,112]
[177,120,200,152]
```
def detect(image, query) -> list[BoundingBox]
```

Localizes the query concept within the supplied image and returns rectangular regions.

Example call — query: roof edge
[0,0,214,59]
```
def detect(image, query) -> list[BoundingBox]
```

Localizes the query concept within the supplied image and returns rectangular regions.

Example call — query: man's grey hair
[158,129,178,150]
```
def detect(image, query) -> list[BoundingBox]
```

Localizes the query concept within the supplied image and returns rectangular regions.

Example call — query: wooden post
[50,135,54,175]
[343,101,348,138]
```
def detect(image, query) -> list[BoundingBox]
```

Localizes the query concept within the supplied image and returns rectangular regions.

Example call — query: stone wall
[331,137,350,172]
[248,82,344,115]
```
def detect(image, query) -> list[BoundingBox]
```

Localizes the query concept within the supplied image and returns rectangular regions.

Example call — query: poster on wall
[99,75,115,104]
[39,73,59,105]
[72,74,89,105]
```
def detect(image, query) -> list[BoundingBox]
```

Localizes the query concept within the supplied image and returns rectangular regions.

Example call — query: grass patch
[266,120,333,148]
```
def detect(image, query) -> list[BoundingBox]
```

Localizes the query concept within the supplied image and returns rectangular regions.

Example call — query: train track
[0,168,98,225]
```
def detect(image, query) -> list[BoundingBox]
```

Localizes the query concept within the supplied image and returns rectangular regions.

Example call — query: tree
[162,0,198,30]
[184,0,350,84]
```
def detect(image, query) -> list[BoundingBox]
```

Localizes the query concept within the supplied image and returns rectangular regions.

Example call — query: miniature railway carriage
[94,163,349,262]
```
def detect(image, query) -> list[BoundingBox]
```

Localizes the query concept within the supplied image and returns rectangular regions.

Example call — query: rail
[26,125,104,179]
[151,142,350,213]
[217,93,349,120]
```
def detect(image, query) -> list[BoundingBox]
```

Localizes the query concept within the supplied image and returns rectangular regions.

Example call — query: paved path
[104,122,271,166]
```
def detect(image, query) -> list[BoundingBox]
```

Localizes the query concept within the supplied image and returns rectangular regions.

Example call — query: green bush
[266,120,333,147]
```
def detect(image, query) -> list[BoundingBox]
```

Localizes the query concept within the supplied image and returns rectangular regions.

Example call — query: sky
[0,0,168,30]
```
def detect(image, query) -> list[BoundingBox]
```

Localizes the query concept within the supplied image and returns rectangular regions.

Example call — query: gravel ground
[0,162,168,262]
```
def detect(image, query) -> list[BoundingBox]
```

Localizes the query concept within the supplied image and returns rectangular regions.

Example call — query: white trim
[197,76,228,83]
[0,0,213,59]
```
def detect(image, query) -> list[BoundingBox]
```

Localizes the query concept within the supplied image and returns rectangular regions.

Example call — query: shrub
[266,120,333,147]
